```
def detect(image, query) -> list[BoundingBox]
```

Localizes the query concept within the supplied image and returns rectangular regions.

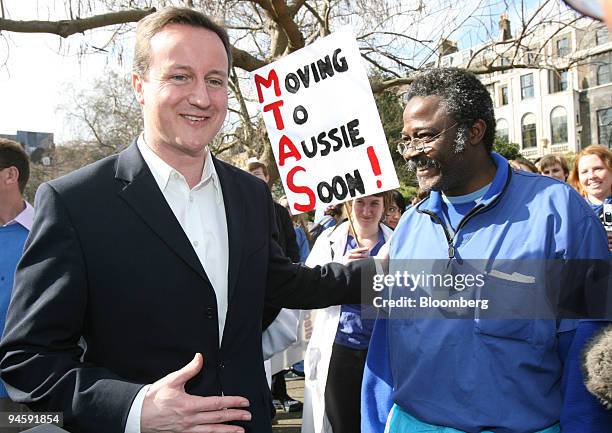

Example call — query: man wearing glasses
[362,68,612,432]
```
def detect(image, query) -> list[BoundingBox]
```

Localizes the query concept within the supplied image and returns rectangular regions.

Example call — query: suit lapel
[115,142,210,284]
[213,157,245,302]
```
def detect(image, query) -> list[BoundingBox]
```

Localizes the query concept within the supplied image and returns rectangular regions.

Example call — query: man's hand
[141,353,251,433]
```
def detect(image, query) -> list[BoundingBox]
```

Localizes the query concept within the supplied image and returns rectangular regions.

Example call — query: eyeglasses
[396,122,458,158]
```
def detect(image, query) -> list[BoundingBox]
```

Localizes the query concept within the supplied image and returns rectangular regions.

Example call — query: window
[597,64,611,85]
[497,119,509,142]
[525,51,538,65]
[521,74,534,99]
[597,108,612,148]
[596,27,609,45]
[500,85,509,105]
[500,57,511,74]
[550,107,568,145]
[485,84,494,103]
[556,36,570,57]
[549,69,568,93]
[521,113,537,148]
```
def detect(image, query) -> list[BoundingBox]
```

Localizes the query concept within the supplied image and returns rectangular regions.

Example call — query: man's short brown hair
[133,7,232,78]
[0,138,30,193]
[247,161,268,177]
[538,154,569,176]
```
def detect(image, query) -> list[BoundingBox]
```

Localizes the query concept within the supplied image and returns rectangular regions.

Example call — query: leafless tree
[1,0,605,180]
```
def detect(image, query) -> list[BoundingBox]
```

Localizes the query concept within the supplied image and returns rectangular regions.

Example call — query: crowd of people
[0,5,611,433]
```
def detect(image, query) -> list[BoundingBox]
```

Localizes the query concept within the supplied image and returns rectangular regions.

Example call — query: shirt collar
[5,201,34,231]
[418,152,510,216]
[136,134,222,204]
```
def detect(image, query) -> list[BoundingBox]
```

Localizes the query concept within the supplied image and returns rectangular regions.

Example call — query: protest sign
[252,27,399,214]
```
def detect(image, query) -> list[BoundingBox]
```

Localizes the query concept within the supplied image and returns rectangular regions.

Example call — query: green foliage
[373,83,418,196]
[493,136,521,160]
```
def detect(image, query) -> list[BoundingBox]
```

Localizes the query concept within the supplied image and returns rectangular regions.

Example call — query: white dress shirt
[125,136,229,433]
[2,201,34,230]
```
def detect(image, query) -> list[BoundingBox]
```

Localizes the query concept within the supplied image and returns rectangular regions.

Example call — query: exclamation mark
[367,146,382,188]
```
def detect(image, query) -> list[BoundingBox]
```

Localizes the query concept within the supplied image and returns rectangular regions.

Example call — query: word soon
[287,167,365,212]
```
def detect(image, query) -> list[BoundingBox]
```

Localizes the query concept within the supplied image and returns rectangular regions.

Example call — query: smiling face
[132,23,228,161]
[401,95,473,195]
[352,195,385,230]
[578,154,612,203]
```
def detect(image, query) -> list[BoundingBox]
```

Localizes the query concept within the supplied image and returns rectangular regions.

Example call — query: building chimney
[499,13,512,41]
[439,39,458,57]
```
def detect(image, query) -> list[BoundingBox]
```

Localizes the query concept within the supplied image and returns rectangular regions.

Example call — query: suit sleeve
[263,192,374,310]
[0,183,143,433]
[276,204,300,263]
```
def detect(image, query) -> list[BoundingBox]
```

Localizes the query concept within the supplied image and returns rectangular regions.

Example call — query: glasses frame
[396,122,458,159]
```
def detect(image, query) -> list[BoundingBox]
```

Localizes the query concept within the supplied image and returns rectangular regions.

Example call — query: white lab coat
[301,221,393,433]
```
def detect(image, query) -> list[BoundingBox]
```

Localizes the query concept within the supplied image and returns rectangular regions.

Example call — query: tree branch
[0,8,156,38]
[249,0,305,53]
[231,45,267,71]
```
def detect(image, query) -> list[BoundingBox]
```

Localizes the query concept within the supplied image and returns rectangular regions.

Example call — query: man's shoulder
[46,152,121,195]
[507,170,592,215]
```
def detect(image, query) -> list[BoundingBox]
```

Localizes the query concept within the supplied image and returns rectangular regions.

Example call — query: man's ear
[1,166,19,187]
[132,72,145,105]
[469,119,487,145]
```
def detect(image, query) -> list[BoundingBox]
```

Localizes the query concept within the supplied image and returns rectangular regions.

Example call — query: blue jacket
[362,153,612,433]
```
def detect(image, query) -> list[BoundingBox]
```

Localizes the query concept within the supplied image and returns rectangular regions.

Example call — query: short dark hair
[133,7,232,78]
[0,138,30,193]
[390,190,406,212]
[405,68,496,152]
[538,154,569,176]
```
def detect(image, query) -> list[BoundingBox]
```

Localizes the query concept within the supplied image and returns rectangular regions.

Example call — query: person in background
[384,190,406,230]
[279,196,310,263]
[302,193,393,433]
[538,154,569,182]
[247,160,300,264]
[0,138,33,413]
[309,204,344,246]
[568,144,612,252]
[509,157,538,173]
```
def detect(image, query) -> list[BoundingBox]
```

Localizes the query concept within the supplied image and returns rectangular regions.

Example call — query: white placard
[251,27,399,214]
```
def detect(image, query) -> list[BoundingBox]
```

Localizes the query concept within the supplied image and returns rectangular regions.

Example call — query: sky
[0,1,134,142]
[0,0,569,144]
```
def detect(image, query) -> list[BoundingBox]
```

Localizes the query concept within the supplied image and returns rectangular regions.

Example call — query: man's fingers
[189,408,252,425]
[184,395,250,413]
[186,425,245,433]
[166,353,203,387]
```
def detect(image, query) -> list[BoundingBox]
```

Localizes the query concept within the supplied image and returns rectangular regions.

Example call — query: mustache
[406,157,441,172]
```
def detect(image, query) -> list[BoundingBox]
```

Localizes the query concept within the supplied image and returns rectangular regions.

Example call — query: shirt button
[173,172,180,180]
[193,240,199,247]
[189,196,194,203]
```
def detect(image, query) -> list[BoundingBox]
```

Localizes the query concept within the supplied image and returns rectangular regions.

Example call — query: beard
[406,130,469,193]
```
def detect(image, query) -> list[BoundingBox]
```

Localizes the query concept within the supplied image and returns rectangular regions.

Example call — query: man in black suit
[0,7,370,433]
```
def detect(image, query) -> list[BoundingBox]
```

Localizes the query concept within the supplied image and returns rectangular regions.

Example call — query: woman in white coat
[301,192,393,433]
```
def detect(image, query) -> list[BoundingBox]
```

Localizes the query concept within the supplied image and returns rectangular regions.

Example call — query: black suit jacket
[0,143,370,433]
